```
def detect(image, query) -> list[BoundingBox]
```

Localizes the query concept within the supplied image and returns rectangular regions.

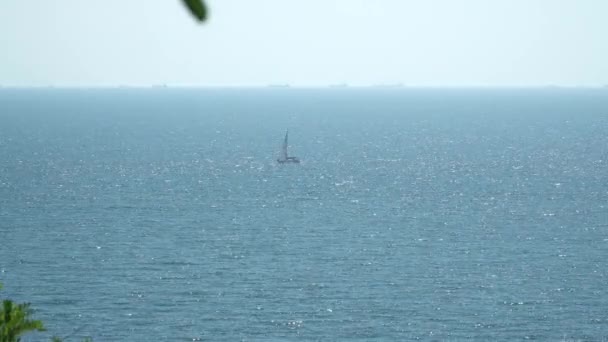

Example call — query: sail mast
[280,130,289,159]
[277,129,300,164]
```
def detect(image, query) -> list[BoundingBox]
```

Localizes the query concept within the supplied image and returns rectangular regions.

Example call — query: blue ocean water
[0,88,607,341]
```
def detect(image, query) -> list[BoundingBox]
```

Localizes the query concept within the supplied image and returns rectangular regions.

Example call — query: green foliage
[182,0,208,22]
[0,300,45,342]
[1,283,45,342]
[1,284,90,341]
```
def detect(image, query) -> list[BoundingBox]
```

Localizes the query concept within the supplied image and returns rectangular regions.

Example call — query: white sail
[277,130,300,164]
[279,131,289,160]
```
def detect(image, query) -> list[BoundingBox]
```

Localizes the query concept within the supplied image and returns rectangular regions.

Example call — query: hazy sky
[1,0,607,86]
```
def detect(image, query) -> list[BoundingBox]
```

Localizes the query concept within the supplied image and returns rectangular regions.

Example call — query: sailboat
[277,130,300,164]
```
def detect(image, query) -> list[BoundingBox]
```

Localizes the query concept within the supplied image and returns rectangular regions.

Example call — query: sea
[0,88,607,341]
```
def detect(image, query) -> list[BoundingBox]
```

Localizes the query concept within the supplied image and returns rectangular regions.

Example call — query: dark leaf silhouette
[182,0,208,22]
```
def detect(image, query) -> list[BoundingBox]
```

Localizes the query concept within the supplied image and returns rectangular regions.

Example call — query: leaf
[1,300,45,341]
[182,0,208,22]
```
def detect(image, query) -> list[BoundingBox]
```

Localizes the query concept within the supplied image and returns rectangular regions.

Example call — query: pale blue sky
[1,0,607,87]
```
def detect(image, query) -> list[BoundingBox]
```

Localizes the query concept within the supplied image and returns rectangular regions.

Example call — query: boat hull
[277,157,300,164]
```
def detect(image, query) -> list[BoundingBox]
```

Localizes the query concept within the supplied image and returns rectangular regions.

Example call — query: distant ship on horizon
[277,130,300,164]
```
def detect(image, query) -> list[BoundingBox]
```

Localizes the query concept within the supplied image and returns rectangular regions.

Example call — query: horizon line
[1,84,607,90]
